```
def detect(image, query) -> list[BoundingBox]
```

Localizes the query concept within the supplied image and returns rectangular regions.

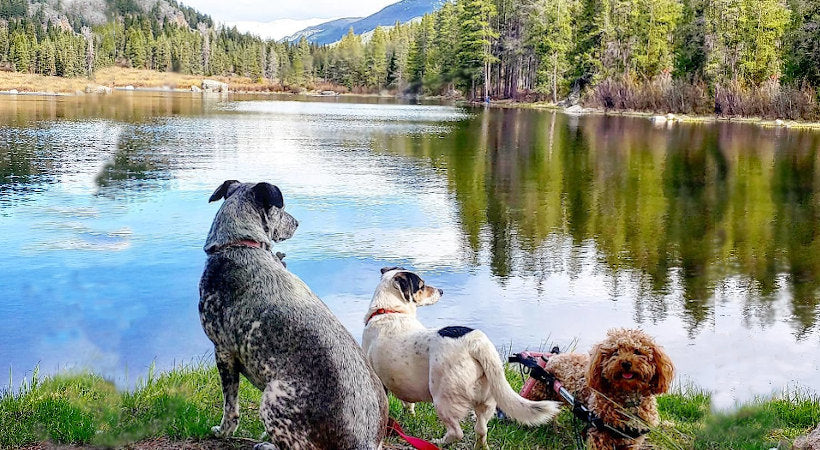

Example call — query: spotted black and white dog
[362,267,560,449]
[200,180,388,450]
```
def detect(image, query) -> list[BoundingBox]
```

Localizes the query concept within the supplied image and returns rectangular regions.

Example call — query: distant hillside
[0,0,212,30]
[284,17,361,43]
[284,0,446,45]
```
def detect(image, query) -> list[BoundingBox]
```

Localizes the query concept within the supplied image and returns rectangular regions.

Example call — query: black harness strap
[509,353,650,440]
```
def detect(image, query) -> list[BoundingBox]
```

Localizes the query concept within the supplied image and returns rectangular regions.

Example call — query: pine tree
[0,22,9,62]
[334,28,365,88]
[155,34,172,72]
[527,0,574,101]
[9,31,30,72]
[784,0,820,85]
[125,26,147,68]
[737,0,790,83]
[365,27,388,88]
[387,21,412,89]
[0,0,26,19]
[407,15,436,90]
[433,2,460,90]
[172,33,193,74]
[295,37,312,83]
[633,0,683,77]
[209,43,228,76]
[456,0,498,98]
[570,0,610,87]
[55,33,78,76]
[37,37,56,75]
[674,0,707,78]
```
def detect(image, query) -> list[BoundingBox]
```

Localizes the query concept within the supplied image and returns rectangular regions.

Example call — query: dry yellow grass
[0,67,285,94]
[93,67,280,91]
[0,71,90,94]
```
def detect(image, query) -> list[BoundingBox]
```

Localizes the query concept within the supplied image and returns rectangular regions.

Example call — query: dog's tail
[467,333,561,426]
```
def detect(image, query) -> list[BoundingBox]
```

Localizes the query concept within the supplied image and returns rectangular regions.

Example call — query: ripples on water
[0,92,818,404]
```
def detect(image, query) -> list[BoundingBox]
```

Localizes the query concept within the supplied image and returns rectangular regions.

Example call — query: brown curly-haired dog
[525,329,674,449]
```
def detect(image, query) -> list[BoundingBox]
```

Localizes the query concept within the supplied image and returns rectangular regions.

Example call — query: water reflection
[1,93,819,402]
[95,131,172,196]
[378,110,820,336]
[0,92,215,126]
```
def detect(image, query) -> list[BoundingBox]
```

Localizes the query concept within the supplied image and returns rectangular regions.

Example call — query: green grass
[1,364,819,449]
[0,363,266,448]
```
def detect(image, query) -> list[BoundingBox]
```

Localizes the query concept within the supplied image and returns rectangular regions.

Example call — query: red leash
[387,417,440,450]
[516,351,557,399]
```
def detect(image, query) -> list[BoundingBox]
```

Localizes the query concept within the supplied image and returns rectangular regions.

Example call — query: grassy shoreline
[3,69,820,131]
[0,67,296,96]
[2,363,818,449]
[475,99,820,130]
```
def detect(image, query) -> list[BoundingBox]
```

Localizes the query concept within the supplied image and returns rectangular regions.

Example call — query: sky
[180,0,400,39]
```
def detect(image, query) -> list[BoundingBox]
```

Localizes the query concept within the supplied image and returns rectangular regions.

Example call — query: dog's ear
[252,182,285,209]
[392,271,422,302]
[209,180,240,202]
[586,343,607,392]
[381,266,405,275]
[650,343,674,394]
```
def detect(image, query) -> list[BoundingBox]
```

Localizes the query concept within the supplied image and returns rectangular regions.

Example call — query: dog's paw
[433,437,455,447]
[254,443,279,450]
[211,425,233,438]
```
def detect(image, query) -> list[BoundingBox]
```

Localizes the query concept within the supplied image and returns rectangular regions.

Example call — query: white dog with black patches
[362,267,561,449]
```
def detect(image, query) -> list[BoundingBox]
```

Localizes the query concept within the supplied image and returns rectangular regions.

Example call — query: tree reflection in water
[375,110,820,336]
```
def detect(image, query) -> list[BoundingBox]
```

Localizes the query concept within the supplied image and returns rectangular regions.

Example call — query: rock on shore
[201,79,228,93]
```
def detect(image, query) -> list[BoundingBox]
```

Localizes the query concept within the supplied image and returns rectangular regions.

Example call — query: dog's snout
[438,288,444,295]
[621,361,632,370]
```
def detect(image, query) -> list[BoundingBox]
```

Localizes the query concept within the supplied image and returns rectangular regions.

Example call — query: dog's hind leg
[473,402,495,450]
[212,351,240,437]
[258,380,311,450]
[432,398,467,445]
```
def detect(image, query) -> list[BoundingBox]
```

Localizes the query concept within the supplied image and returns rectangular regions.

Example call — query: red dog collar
[365,308,404,325]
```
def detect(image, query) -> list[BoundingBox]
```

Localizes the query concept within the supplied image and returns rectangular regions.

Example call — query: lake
[1,92,818,407]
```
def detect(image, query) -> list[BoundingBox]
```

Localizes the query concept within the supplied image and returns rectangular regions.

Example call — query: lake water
[1,92,818,406]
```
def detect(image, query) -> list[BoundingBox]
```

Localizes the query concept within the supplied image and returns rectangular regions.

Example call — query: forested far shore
[1,0,820,119]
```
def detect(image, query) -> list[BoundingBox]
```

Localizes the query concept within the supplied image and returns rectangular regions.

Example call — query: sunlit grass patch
[96,362,266,447]
[694,390,820,449]
[0,362,265,448]
[0,367,117,447]
[1,364,819,449]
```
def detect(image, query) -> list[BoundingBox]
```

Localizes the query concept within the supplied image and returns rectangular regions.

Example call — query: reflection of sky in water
[0,94,818,406]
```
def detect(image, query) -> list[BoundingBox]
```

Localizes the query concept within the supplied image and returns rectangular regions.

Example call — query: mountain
[283,17,361,43]
[284,0,446,45]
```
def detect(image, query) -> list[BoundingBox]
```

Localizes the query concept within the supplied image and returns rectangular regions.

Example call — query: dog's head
[378,267,443,307]
[204,180,298,252]
[587,329,674,396]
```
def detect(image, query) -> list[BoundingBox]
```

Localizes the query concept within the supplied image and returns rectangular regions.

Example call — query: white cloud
[181,0,398,22]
